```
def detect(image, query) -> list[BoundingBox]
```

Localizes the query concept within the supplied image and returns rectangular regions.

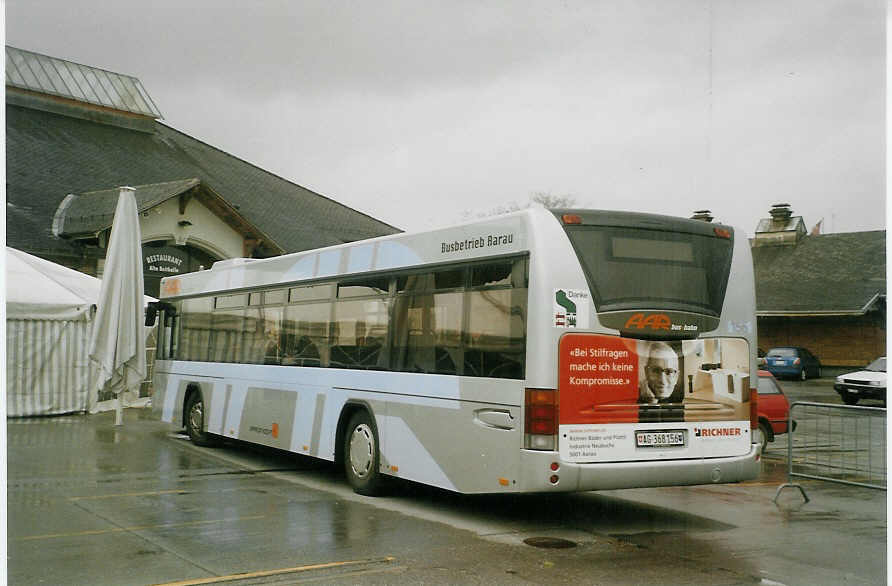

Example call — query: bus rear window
[564,226,733,316]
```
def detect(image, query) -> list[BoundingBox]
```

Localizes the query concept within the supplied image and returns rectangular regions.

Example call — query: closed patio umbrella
[89,187,146,425]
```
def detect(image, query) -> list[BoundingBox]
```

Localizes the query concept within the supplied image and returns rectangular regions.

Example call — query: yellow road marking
[16,515,265,541]
[285,564,405,584]
[153,557,397,586]
[69,489,190,501]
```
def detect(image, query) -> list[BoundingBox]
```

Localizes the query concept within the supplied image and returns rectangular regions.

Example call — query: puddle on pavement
[758,458,790,483]
[379,486,734,538]
[95,427,123,444]
[610,531,756,578]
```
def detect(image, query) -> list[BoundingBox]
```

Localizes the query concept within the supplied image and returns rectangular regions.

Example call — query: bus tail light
[525,388,558,451]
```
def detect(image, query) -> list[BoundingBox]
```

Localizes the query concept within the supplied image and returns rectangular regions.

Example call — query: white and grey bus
[149,208,760,495]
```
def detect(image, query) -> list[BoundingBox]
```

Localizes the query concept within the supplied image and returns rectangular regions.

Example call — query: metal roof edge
[55,179,202,237]
[757,292,885,317]
[859,292,884,314]
[6,45,163,119]
[51,193,77,237]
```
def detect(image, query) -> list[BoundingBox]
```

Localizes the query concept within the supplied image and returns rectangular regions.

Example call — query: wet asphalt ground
[6,379,887,585]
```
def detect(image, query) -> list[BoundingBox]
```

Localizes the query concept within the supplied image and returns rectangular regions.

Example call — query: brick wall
[758,314,886,367]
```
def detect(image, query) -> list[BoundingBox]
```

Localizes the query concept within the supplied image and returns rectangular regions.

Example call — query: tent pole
[115,395,123,426]
[114,371,125,426]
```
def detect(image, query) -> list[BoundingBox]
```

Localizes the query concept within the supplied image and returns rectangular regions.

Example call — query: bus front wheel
[185,392,216,447]
[344,411,382,496]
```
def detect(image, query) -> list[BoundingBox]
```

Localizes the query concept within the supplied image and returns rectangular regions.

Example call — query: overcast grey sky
[6,0,886,235]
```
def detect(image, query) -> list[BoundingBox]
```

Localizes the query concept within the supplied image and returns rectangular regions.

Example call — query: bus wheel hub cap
[349,424,374,478]
[189,403,203,431]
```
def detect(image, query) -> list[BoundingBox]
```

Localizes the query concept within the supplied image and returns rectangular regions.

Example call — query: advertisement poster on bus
[558,333,751,463]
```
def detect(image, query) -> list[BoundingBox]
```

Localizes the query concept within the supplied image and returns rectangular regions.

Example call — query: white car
[834,357,886,406]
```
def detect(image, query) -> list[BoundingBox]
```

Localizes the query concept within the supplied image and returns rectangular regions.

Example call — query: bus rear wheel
[344,411,382,496]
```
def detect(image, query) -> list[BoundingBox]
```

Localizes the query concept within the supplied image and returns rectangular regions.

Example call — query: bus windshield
[563,225,733,316]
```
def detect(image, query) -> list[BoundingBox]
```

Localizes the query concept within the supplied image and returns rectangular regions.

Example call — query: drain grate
[523,536,577,549]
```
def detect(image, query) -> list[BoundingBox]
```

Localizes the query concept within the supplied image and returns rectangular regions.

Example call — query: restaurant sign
[143,246,188,276]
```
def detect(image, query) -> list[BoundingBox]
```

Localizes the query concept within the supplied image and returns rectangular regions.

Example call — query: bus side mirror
[146,301,175,326]
[145,304,159,327]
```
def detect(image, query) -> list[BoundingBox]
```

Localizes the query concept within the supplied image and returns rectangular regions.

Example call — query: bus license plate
[636,430,685,448]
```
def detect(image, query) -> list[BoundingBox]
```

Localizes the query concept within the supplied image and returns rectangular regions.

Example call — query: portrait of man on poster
[638,341,685,404]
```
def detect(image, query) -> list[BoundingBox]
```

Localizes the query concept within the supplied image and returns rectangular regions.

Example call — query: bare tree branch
[462,191,577,219]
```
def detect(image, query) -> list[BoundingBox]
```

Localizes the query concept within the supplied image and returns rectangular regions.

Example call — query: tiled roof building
[6,46,399,295]
[753,230,885,316]
[750,204,885,370]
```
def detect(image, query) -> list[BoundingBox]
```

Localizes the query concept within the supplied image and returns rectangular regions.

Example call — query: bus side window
[156,311,166,359]
[464,258,528,379]
[262,306,284,365]
[464,289,526,379]
[282,302,330,367]
[211,306,245,364]
[331,298,389,370]
[470,262,513,288]
[392,284,463,376]
[155,306,177,360]
[430,291,462,375]
[392,293,435,374]
[243,306,265,364]
[179,297,213,362]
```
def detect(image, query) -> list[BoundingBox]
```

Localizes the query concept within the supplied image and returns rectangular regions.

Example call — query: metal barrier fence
[775,401,886,503]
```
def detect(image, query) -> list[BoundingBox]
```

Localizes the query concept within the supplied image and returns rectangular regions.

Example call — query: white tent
[6,247,102,416]
[5,247,155,416]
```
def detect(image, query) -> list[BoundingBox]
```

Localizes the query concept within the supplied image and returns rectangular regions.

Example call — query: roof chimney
[769,203,793,223]
[691,210,714,222]
[753,203,806,247]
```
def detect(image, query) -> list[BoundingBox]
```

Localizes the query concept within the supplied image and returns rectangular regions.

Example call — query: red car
[756,370,794,452]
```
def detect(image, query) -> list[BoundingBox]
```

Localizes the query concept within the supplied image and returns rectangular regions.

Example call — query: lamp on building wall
[175,219,192,246]
[244,235,260,258]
